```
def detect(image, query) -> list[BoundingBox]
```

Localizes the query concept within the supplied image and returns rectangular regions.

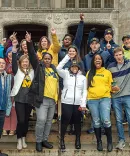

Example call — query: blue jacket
[83,49,111,73]
[0,72,12,116]
[0,44,4,58]
[58,20,84,63]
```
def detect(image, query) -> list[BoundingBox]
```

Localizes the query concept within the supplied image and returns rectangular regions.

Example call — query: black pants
[0,110,5,137]
[15,102,32,139]
[61,104,81,137]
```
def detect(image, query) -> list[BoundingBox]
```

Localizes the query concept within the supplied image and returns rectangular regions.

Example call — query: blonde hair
[18,54,32,74]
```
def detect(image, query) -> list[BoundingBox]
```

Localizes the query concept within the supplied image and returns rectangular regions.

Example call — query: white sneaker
[116,140,125,150]
[22,137,27,148]
[17,138,22,150]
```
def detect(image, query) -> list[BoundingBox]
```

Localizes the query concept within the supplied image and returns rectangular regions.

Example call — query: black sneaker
[42,141,53,149]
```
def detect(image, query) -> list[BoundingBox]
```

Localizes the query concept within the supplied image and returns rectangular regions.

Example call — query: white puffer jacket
[57,55,87,107]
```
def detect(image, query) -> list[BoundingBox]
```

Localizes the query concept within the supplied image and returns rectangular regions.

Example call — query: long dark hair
[87,54,104,89]
[38,36,51,52]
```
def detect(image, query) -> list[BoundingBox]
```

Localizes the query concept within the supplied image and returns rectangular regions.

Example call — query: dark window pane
[66,0,75,8]
[2,0,11,7]
[15,0,25,7]
[104,0,114,8]
[40,0,50,7]
[92,0,101,8]
[79,0,88,8]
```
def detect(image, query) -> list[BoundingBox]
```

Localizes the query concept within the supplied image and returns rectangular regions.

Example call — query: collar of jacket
[102,39,115,44]
[123,45,130,51]
[89,48,103,56]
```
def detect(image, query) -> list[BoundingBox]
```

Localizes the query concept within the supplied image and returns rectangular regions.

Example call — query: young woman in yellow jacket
[37,28,61,66]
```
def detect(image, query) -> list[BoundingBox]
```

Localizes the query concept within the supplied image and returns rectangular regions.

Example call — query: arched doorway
[68,24,111,59]
[4,24,48,50]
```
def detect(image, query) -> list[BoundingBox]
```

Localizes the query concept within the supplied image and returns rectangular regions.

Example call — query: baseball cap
[90,38,99,44]
[104,28,113,36]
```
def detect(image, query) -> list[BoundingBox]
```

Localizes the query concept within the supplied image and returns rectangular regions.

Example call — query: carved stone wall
[0,11,119,44]
[119,0,130,45]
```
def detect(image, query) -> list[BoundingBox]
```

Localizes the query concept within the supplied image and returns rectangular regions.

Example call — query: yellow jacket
[122,44,130,59]
[37,34,61,66]
[86,67,113,99]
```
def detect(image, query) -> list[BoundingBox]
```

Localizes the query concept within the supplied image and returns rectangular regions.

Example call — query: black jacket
[27,41,57,108]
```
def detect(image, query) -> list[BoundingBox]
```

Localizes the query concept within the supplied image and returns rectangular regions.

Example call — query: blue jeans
[88,98,111,128]
[0,110,6,137]
[112,95,130,141]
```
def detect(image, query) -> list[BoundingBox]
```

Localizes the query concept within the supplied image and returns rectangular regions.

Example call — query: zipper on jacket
[73,75,77,104]
[64,89,68,99]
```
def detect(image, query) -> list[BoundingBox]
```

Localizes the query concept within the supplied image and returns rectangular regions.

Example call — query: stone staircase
[0,111,130,156]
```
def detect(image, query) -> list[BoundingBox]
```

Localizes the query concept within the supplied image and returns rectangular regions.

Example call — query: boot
[22,137,27,148]
[104,127,113,152]
[61,137,65,150]
[17,138,22,150]
[36,142,42,152]
[94,128,103,151]
[75,135,81,149]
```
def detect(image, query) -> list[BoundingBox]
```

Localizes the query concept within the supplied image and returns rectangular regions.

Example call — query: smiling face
[104,33,113,42]
[7,51,12,63]
[21,40,28,54]
[70,66,79,74]
[94,55,103,69]
[68,47,77,59]
[41,37,48,49]
[21,58,30,69]
[123,37,130,48]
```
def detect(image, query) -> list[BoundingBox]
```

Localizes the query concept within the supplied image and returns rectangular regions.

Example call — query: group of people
[0,13,130,156]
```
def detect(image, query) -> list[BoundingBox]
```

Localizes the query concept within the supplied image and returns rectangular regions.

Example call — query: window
[79,0,88,8]
[92,0,101,8]
[2,0,11,7]
[27,0,37,7]
[104,0,114,8]
[66,0,75,8]
[40,0,50,7]
[15,0,25,7]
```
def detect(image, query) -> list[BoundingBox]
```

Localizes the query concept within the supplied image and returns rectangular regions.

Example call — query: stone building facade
[0,0,129,47]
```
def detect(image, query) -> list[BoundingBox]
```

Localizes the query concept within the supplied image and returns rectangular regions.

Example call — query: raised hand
[51,28,56,35]
[80,13,84,21]
[25,31,31,42]
[10,32,17,41]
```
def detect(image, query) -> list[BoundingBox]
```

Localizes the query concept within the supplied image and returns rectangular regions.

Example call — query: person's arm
[79,77,87,108]
[6,74,12,116]
[56,54,70,78]
[25,32,38,71]
[73,13,84,52]
[51,28,61,53]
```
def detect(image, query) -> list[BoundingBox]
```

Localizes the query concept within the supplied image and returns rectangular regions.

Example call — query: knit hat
[6,46,13,56]
[90,38,99,44]
[122,35,130,41]
[104,28,113,37]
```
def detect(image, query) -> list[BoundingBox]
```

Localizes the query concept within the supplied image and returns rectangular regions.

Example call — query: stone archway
[4,24,48,50]
[68,24,111,59]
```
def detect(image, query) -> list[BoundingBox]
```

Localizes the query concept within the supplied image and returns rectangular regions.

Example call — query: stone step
[1,142,130,156]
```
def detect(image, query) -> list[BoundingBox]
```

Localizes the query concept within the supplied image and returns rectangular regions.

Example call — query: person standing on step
[25,32,59,152]
[57,54,87,150]
[2,45,17,136]
[108,47,130,150]
[10,39,34,150]
[87,54,114,152]
[0,57,12,156]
